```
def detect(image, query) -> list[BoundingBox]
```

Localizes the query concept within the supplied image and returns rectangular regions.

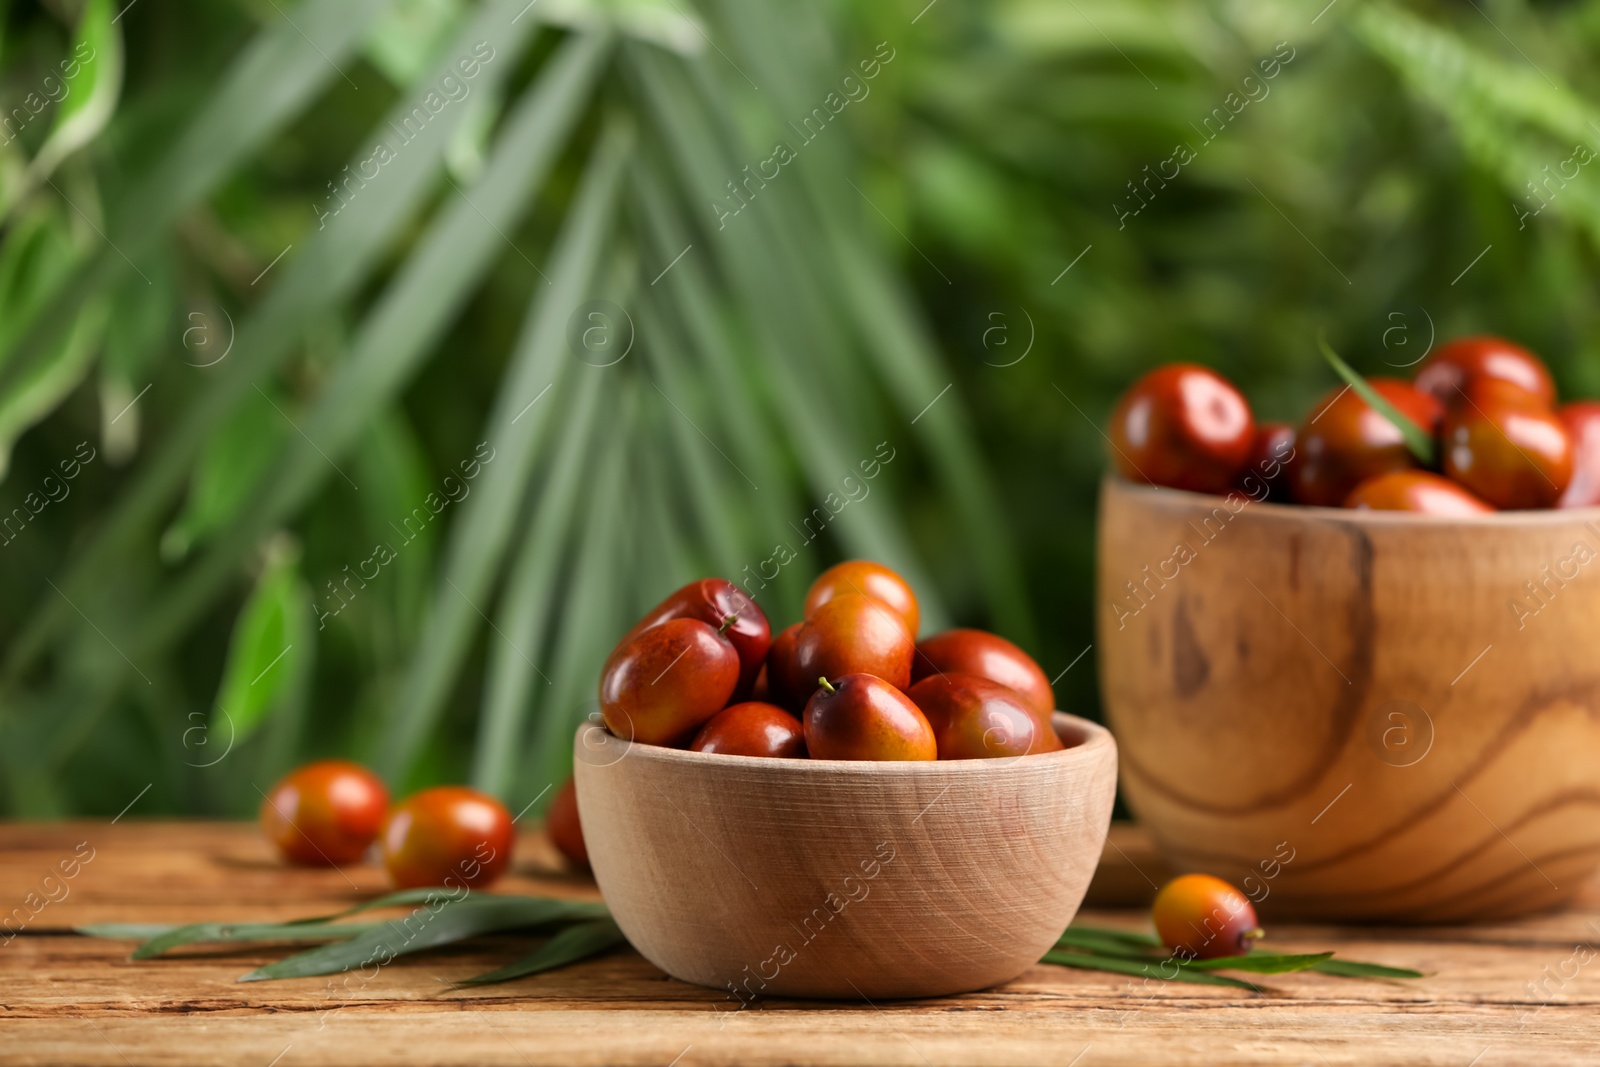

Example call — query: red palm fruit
[1108,364,1255,495]
[1151,874,1263,960]
[803,560,920,636]
[1557,401,1600,508]
[690,702,806,758]
[1290,379,1443,507]
[910,629,1054,721]
[906,673,1062,760]
[1344,471,1494,516]
[1415,335,1555,410]
[598,618,740,745]
[622,578,771,699]
[1441,390,1573,509]
[803,674,936,761]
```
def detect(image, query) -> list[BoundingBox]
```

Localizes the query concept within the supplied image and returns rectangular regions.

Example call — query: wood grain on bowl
[1097,476,1600,921]
[572,713,1117,999]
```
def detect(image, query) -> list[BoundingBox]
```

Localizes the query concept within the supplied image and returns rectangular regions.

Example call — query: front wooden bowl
[572,713,1116,1000]
[1098,476,1600,921]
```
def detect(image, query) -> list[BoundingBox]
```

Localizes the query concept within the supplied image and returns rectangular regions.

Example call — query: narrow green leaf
[454,918,625,986]
[630,47,958,626]
[238,897,605,982]
[1183,952,1333,974]
[77,923,180,940]
[1309,958,1425,979]
[82,893,610,961]
[40,30,611,753]
[0,293,108,475]
[130,921,381,960]
[292,890,608,927]
[540,0,704,54]
[1040,950,1263,991]
[524,380,636,793]
[3,0,545,687]
[160,391,289,562]
[377,99,625,779]
[282,886,486,925]
[1355,4,1599,152]
[1319,333,1435,466]
[471,352,605,795]
[0,0,393,404]
[635,294,746,576]
[1059,924,1163,949]
[25,0,123,188]
[364,0,467,87]
[212,549,311,745]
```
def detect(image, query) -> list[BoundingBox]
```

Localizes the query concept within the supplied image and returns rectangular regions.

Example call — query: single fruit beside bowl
[1344,470,1494,515]
[622,578,771,699]
[803,674,936,761]
[381,786,514,889]
[599,617,741,745]
[690,702,807,758]
[1108,363,1256,495]
[1289,379,1442,507]
[1151,874,1262,960]
[260,759,389,866]
[911,629,1054,721]
[793,593,915,691]
[906,673,1062,760]
[804,560,920,636]
[546,777,588,870]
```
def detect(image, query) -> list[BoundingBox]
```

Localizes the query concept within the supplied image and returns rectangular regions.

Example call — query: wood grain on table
[2,821,1596,1066]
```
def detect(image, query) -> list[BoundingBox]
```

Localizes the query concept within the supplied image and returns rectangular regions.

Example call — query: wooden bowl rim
[1105,475,1600,528]
[576,711,1113,777]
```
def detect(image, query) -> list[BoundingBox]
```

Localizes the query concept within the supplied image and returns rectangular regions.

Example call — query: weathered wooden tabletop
[3,820,1596,1066]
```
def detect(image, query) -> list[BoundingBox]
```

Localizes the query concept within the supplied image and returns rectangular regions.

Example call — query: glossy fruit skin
[1442,396,1573,510]
[1151,874,1262,960]
[1344,471,1494,516]
[546,777,588,870]
[381,786,514,889]
[793,594,915,691]
[910,629,1054,720]
[623,579,771,699]
[1415,336,1555,410]
[599,618,740,746]
[906,674,1062,760]
[1238,421,1296,502]
[804,560,920,636]
[804,674,936,761]
[1557,401,1600,508]
[260,759,389,866]
[690,702,807,758]
[1290,379,1444,507]
[763,622,809,712]
[1108,364,1255,495]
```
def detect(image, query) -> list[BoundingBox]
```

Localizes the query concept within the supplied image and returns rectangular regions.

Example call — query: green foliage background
[1,0,1597,817]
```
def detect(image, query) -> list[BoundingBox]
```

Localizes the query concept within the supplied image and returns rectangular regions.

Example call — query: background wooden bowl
[572,713,1116,1000]
[1097,477,1600,921]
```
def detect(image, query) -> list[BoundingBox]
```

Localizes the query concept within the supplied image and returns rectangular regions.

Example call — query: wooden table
[4,821,1596,1065]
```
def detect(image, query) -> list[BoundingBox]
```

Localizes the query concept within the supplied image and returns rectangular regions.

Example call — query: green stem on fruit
[718,614,738,635]
[816,676,836,694]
